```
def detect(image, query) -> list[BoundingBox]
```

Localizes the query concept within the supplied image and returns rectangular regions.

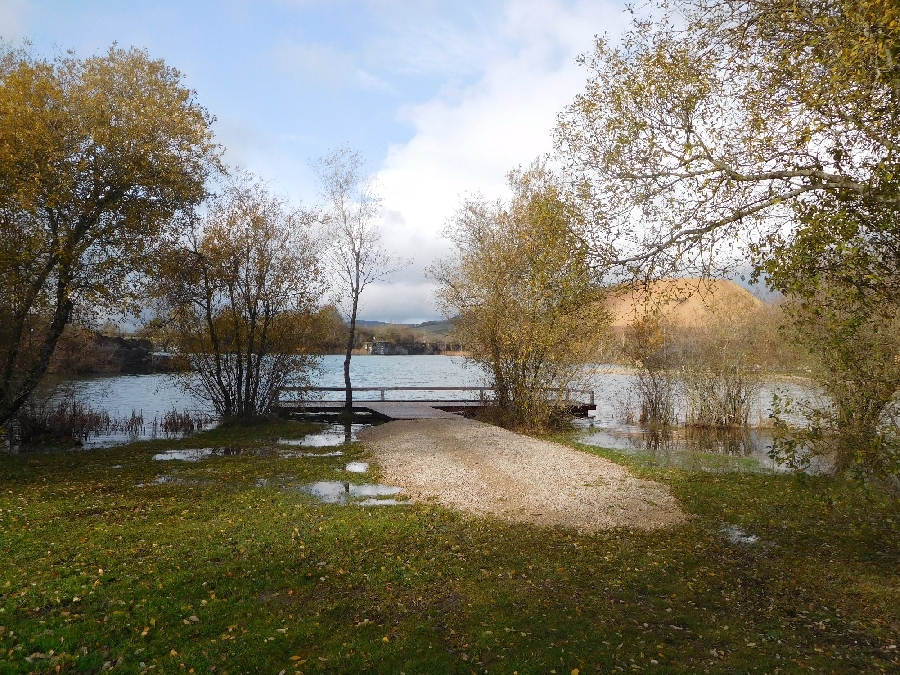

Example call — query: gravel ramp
[358,417,686,532]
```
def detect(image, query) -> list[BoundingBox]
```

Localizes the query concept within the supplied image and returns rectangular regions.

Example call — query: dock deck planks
[363,402,460,420]
[278,399,465,420]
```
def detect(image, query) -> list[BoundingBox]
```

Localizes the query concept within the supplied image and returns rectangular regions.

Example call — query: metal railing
[277,386,595,406]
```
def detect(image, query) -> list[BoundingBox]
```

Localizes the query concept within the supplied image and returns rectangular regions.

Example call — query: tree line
[433,0,900,480]
[3,0,899,480]
[0,45,390,429]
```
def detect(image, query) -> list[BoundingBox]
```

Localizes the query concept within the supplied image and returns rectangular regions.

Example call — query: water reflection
[722,524,760,545]
[153,447,244,461]
[300,480,403,505]
[279,450,344,458]
[576,419,783,472]
[278,423,367,448]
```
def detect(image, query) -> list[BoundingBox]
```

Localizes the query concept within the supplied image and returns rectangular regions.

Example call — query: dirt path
[358,418,686,532]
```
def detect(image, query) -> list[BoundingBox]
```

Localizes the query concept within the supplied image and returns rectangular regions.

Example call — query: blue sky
[2,0,629,322]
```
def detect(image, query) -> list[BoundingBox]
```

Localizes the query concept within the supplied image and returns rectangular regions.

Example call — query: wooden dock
[275,399,471,420]
[276,386,595,421]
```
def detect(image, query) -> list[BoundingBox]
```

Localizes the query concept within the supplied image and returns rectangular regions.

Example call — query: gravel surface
[358,418,687,532]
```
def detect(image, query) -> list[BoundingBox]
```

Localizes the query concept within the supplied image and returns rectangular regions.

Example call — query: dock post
[380,389,385,402]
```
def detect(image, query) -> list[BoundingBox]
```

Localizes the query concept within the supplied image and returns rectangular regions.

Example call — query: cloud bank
[364,0,626,322]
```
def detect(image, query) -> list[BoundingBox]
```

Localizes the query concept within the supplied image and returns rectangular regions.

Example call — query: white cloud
[367,0,627,321]
[355,281,439,323]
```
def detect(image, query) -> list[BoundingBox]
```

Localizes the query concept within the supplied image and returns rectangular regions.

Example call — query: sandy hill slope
[606,278,764,329]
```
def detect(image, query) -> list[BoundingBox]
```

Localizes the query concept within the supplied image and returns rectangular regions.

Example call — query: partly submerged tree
[555,0,900,282]
[0,45,220,426]
[765,203,900,479]
[154,174,323,421]
[556,0,900,475]
[431,163,609,430]
[314,147,403,416]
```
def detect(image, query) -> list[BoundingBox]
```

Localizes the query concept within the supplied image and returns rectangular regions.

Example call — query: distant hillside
[606,278,764,329]
[355,319,457,338]
[409,320,456,338]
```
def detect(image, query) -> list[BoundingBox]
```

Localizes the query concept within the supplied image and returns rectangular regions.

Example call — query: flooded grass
[0,420,898,673]
[278,422,369,448]
[575,419,797,474]
[300,480,403,505]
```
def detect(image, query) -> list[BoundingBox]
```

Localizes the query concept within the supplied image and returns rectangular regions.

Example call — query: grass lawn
[1,419,898,673]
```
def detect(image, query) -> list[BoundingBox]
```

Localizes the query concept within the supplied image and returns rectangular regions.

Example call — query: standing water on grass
[277,423,367,448]
[578,366,824,473]
[38,357,819,469]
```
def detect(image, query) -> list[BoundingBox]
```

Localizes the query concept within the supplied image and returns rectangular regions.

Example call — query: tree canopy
[431,163,609,430]
[0,45,220,425]
[153,174,323,420]
[556,0,900,281]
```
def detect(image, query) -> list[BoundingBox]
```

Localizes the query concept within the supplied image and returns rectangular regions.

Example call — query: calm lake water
[56,355,484,418]
[51,356,819,471]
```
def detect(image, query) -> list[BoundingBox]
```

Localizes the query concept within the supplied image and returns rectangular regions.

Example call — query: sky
[1,0,630,322]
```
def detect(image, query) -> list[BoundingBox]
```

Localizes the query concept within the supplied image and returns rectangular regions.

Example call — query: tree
[430,162,609,430]
[314,147,402,415]
[0,45,219,426]
[555,0,900,282]
[153,174,323,421]
[555,0,900,475]
[765,204,900,478]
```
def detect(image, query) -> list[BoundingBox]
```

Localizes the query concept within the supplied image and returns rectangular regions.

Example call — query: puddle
[345,461,369,473]
[722,524,760,545]
[112,464,123,469]
[575,421,782,473]
[154,448,215,462]
[300,480,403,505]
[576,421,834,474]
[279,450,344,458]
[153,447,245,462]
[279,423,369,448]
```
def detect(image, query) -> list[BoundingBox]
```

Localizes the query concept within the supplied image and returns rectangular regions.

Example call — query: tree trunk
[344,295,358,415]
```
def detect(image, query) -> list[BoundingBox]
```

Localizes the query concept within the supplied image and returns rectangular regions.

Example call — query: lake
[57,355,484,419]
[45,356,819,470]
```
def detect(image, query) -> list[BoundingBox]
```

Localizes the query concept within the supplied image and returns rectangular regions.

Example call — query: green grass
[1,420,898,674]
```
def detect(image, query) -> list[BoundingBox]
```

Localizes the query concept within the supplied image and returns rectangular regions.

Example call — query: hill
[606,278,764,329]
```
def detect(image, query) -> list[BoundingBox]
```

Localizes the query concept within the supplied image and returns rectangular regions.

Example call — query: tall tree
[765,203,900,477]
[0,45,220,425]
[153,174,323,420]
[430,162,609,430]
[555,0,900,475]
[314,147,402,415]
[555,0,900,283]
